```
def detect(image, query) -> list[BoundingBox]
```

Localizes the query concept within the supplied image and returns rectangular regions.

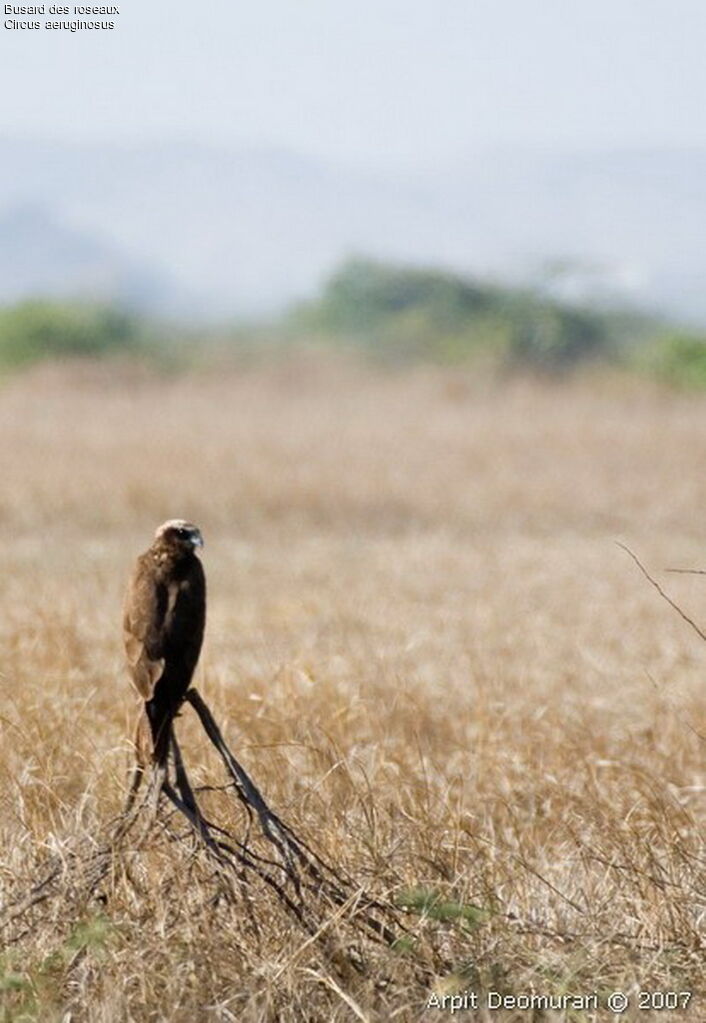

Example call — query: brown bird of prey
[123,519,206,770]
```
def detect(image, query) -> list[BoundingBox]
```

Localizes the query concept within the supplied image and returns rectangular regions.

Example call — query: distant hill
[0,203,188,313]
[0,137,703,321]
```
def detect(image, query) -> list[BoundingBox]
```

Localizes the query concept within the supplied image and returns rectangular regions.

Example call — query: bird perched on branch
[123,520,206,770]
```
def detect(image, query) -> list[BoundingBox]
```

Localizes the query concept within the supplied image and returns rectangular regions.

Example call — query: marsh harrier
[123,520,206,768]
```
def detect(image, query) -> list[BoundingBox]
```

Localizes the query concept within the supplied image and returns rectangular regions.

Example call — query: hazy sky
[2,0,705,168]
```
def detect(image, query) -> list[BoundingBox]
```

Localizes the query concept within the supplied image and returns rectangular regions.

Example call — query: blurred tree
[638,330,706,388]
[0,301,142,366]
[295,256,616,370]
[301,257,495,334]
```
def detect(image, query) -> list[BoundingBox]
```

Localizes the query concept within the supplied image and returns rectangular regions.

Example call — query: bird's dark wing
[123,554,168,701]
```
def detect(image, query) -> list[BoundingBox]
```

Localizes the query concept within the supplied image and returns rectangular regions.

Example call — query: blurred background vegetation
[1,256,704,386]
[0,301,145,366]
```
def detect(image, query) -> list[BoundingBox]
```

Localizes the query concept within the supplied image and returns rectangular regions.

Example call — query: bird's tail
[145,698,175,769]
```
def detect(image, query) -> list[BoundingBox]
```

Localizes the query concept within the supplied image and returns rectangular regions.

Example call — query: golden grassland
[1,355,705,1022]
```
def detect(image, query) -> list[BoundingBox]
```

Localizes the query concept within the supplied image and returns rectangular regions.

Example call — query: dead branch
[184,688,403,947]
[1,685,418,977]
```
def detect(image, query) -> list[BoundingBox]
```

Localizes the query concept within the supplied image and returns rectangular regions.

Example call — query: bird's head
[154,519,205,553]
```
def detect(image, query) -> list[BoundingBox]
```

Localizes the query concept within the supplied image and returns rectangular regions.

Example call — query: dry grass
[0,355,705,1022]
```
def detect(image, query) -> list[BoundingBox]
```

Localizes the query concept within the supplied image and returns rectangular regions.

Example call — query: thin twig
[616,541,706,643]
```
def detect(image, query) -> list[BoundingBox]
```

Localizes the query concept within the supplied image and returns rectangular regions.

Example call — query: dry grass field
[1,355,705,1022]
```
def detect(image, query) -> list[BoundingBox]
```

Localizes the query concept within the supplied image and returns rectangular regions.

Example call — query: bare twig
[616,541,706,643]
